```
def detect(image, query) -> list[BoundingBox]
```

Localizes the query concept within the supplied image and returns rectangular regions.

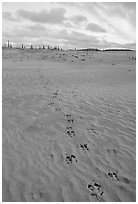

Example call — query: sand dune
[2,49,136,202]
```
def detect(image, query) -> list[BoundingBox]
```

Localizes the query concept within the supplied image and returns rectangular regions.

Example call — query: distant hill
[73,48,135,52]
[103,48,135,51]
[76,48,101,51]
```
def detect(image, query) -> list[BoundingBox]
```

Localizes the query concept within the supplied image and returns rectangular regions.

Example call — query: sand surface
[2,48,136,202]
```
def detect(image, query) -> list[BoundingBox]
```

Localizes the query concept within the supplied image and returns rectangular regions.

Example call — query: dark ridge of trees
[103,49,134,51]
[77,48,101,52]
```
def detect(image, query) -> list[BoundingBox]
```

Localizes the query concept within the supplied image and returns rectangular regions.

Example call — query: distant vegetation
[2,40,135,52]
[77,48,101,52]
[103,48,134,51]
[2,40,62,50]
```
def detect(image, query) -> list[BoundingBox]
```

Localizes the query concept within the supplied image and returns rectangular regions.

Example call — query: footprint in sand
[65,153,77,164]
[64,114,74,123]
[52,92,58,98]
[55,107,61,111]
[107,170,130,185]
[66,127,76,137]
[78,144,89,151]
[87,180,104,200]
[107,171,119,181]
[52,89,60,98]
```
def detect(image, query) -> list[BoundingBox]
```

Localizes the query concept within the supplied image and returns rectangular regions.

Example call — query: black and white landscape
[2,2,136,202]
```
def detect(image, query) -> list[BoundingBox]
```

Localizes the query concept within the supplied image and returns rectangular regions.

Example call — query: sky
[2,2,136,49]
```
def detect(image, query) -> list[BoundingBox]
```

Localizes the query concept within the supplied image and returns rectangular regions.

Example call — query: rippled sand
[2,48,136,202]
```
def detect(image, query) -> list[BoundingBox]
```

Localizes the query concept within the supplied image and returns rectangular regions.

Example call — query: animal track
[64,114,74,123]
[55,108,60,111]
[107,171,130,184]
[79,144,89,150]
[52,90,59,98]
[87,180,104,200]
[107,171,119,181]
[65,153,77,164]
[66,127,76,137]
[52,92,58,98]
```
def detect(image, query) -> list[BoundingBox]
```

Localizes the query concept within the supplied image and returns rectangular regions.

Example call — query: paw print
[87,180,104,200]
[66,127,76,137]
[65,154,77,164]
[107,171,119,181]
[64,114,74,123]
[80,144,89,150]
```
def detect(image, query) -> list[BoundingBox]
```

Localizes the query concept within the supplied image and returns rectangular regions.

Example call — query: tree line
[3,40,62,50]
